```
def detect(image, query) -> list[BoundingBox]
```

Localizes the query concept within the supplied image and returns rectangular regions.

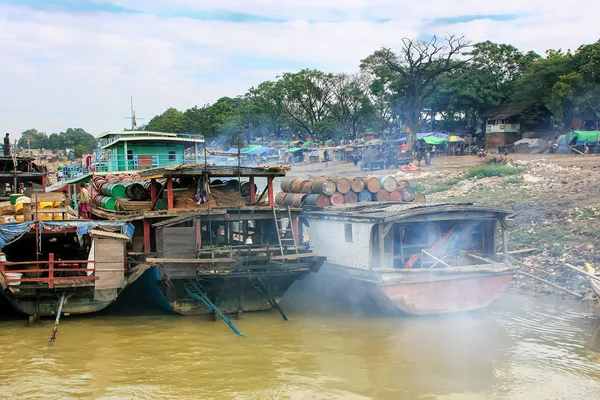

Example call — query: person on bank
[3,133,10,156]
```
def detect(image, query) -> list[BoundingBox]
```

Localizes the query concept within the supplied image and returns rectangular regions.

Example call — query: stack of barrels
[91,174,164,211]
[276,176,425,208]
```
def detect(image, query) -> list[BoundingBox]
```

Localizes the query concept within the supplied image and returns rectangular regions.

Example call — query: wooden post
[195,219,201,253]
[502,225,508,263]
[167,176,174,210]
[48,253,54,289]
[150,178,157,203]
[379,224,385,268]
[143,220,151,253]
[249,176,255,204]
[291,217,299,245]
[267,176,274,207]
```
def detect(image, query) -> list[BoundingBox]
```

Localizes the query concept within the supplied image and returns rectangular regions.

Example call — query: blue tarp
[250,147,274,155]
[0,220,135,249]
[226,148,239,154]
[40,221,135,242]
[0,222,35,248]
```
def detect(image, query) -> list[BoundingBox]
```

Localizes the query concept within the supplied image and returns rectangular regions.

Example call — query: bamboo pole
[50,292,66,344]
[562,263,600,282]
[517,271,583,298]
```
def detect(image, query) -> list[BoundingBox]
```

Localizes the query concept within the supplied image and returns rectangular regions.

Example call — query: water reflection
[0,290,599,399]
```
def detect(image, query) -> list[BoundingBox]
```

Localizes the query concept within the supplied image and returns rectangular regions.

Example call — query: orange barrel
[376,189,390,201]
[105,174,119,183]
[240,181,258,197]
[291,178,310,193]
[365,177,381,193]
[348,177,365,193]
[414,192,427,203]
[275,192,289,206]
[300,180,313,194]
[282,193,306,208]
[280,178,296,193]
[400,186,416,202]
[304,194,331,207]
[380,176,398,192]
[330,192,345,206]
[334,178,352,194]
[358,190,373,202]
[309,178,337,196]
[396,179,410,189]
[343,191,358,204]
[390,190,403,202]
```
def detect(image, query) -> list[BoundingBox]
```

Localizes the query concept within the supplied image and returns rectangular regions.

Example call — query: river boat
[301,202,515,315]
[591,277,600,300]
[55,164,325,319]
[0,220,146,316]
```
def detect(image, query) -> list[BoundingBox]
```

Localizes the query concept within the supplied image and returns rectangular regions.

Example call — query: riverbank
[287,153,600,301]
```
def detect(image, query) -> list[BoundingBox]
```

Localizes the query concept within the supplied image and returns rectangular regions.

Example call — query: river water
[1,286,599,400]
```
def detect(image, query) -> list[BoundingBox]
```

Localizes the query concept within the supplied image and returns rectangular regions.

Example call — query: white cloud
[0,1,598,138]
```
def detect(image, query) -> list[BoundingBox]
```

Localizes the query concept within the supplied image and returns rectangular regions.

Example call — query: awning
[287,147,303,152]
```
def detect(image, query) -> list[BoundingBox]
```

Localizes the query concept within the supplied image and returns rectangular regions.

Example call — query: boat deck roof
[138,164,291,179]
[302,202,513,224]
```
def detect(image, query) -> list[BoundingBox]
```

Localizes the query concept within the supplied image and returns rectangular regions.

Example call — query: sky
[0,0,598,139]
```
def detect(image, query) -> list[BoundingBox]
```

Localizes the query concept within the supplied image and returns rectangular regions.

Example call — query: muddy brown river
[1,285,599,399]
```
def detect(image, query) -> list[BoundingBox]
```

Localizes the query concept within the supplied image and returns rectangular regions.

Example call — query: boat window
[345,223,353,243]
[127,150,133,160]
[168,150,176,161]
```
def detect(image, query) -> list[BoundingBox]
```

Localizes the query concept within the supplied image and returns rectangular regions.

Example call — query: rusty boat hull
[319,263,513,315]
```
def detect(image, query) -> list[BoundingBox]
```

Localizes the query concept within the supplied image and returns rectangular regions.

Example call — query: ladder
[185,282,243,336]
[271,206,299,256]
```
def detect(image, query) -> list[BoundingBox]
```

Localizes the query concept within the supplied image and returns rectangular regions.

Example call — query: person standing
[78,183,91,219]
[3,133,10,156]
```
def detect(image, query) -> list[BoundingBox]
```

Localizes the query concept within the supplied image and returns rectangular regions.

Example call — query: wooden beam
[249,176,255,203]
[147,257,235,264]
[166,177,174,210]
[267,176,274,207]
[143,220,151,253]
[465,252,497,264]
[422,250,451,268]
[562,263,600,282]
[517,271,583,298]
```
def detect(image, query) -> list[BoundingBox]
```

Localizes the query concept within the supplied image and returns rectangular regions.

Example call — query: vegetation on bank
[140,36,600,148]
[16,128,97,155]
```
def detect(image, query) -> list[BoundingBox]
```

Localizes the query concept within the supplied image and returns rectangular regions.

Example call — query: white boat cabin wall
[308,216,501,270]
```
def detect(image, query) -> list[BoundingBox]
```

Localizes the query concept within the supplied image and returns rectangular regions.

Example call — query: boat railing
[98,132,204,148]
[1,254,97,289]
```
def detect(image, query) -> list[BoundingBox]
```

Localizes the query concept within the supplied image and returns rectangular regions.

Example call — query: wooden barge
[302,202,515,315]
[0,220,144,316]
[63,164,325,320]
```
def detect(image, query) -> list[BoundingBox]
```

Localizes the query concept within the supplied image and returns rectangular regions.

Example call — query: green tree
[361,35,471,148]
[279,69,333,140]
[74,144,88,157]
[18,129,50,149]
[325,73,373,141]
[145,108,189,133]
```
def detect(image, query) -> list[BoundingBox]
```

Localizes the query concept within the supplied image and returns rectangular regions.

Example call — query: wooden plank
[517,271,583,298]
[147,257,236,264]
[94,238,125,290]
[34,192,65,202]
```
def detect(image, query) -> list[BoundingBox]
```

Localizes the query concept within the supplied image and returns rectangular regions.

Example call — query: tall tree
[145,108,189,133]
[279,70,333,140]
[245,81,286,138]
[325,73,373,141]
[361,35,471,148]
[18,129,49,149]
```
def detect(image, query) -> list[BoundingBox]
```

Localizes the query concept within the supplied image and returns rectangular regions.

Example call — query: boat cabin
[302,203,511,270]
[0,220,138,316]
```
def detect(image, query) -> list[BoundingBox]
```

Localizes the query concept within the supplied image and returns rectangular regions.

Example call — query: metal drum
[365,177,381,193]
[379,176,398,192]
[304,194,331,207]
[376,190,390,201]
[330,192,345,206]
[389,190,403,202]
[283,193,307,208]
[400,186,416,202]
[291,179,310,193]
[343,191,358,204]
[309,178,337,196]
[334,178,352,194]
[275,192,289,206]
[348,177,365,193]
[358,190,373,202]
[280,178,296,193]
[396,179,410,189]
[414,192,427,203]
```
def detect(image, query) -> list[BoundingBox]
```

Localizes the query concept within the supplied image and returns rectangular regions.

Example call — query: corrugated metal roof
[303,202,512,222]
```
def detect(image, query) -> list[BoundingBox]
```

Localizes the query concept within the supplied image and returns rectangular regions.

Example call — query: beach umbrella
[447,136,464,142]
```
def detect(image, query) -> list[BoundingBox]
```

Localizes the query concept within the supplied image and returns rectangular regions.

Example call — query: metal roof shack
[302,202,512,224]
